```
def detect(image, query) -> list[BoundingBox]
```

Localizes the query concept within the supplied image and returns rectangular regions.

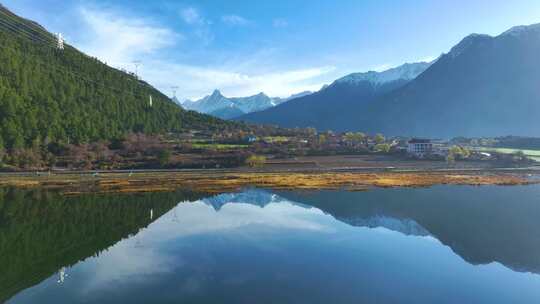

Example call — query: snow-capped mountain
[276,91,313,103]
[182,90,312,119]
[334,62,431,86]
[202,189,284,211]
[241,22,540,137]
[238,61,431,129]
[501,22,540,37]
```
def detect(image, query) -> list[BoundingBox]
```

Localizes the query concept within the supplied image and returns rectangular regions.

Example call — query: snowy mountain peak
[448,33,492,58]
[447,23,540,59]
[501,23,540,37]
[182,89,312,119]
[334,62,431,86]
[210,89,223,97]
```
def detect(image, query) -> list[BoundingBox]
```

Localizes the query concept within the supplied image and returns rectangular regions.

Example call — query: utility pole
[56,33,64,50]
[132,60,141,79]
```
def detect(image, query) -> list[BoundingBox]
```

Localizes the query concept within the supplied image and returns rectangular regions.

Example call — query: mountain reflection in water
[3,186,540,304]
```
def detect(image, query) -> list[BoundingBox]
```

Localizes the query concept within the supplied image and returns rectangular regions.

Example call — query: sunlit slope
[0,4,235,149]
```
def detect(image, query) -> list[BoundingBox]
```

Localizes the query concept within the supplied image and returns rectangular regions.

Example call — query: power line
[0,18,55,46]
[0,42,160,104]
[0,9,55,43]
[0,19,181,108]
[0,18,156,91]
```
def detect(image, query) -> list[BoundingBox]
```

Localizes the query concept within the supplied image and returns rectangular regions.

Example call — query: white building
[407,139,433,158]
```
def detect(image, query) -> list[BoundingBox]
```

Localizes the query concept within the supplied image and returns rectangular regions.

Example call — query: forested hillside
[0,5,234,150]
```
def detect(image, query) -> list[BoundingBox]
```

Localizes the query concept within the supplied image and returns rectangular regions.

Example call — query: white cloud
[179,7,214,44]
[221,15,250,26]
[71,6,334,100]
[144,198,333,239]
[78,7,180,68]
[273,18,288,28]
[143,60,335,99]
[180,7,206,25]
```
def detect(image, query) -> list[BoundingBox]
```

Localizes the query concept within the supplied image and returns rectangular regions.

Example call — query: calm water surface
[2,185,540,303]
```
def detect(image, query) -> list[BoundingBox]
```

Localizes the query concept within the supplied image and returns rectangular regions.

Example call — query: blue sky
[4,0,540,100]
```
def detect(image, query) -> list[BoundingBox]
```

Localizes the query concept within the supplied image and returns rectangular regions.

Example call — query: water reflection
[0,189,207,302]
[3,186,540,303]
[278,186,540,274]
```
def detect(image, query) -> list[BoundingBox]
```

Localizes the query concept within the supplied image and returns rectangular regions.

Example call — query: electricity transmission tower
[56,33,64,50]
[171,86,179,98]
[132,60,141,78]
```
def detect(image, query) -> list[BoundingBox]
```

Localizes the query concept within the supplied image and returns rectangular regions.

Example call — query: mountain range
[238,62,431,131]
[181,90,312,119]
[240,23,540,138]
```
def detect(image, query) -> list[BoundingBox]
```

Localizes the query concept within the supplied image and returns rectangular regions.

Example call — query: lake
[2,185,540,303]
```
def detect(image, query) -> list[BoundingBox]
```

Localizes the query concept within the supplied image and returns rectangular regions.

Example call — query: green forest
[0,5,236,151]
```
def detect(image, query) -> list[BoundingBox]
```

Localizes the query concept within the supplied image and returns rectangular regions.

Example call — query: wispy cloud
[78,7,180,69]
[180,7,214,44]
[273,18,288,28]
[143,60,335,99]
[221,15,251,26]
[180,7,207,26]
[72,6,334,100]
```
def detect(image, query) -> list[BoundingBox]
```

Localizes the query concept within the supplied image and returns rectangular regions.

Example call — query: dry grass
[0,170,534,195]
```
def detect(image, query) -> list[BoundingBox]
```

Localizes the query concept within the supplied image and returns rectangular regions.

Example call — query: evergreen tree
[0,6,242,150]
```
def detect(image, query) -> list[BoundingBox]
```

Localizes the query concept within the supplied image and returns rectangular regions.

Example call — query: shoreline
[0,168,537,195]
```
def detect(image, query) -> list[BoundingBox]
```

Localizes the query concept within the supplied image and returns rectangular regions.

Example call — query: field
[473,147,540,161]
[190,143,249,150]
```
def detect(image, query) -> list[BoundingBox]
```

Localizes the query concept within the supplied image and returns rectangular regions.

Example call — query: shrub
[245,155,266,168]
[157,149,172,167]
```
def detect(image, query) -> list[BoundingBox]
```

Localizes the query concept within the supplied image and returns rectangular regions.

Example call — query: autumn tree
[374,133,386,144]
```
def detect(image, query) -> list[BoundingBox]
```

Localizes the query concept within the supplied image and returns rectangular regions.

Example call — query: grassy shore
[0,169,536,195]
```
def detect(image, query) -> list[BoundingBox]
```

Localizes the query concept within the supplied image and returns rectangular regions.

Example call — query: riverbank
[0,168,536,195]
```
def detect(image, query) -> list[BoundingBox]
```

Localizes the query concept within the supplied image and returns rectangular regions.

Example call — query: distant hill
[241,23,540,138]
[238,62,430,130]
[182,89,312,119]
[0,4,235,149]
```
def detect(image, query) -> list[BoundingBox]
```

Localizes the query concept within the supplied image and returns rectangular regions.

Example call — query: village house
[407,138,433,158]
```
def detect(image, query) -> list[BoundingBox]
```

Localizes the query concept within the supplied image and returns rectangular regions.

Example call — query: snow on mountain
[182,90,313,119]
[274,91,313,105]
[334,62,431,86]
[341,215,430,237]
[448,33,492,58]
[448,23,540,59]
[202,189,283,211]
[501,22,540,37]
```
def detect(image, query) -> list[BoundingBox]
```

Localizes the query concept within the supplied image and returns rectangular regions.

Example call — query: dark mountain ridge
[238,62,430,130]
[240,23,540,137]
[356,24,540,137]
